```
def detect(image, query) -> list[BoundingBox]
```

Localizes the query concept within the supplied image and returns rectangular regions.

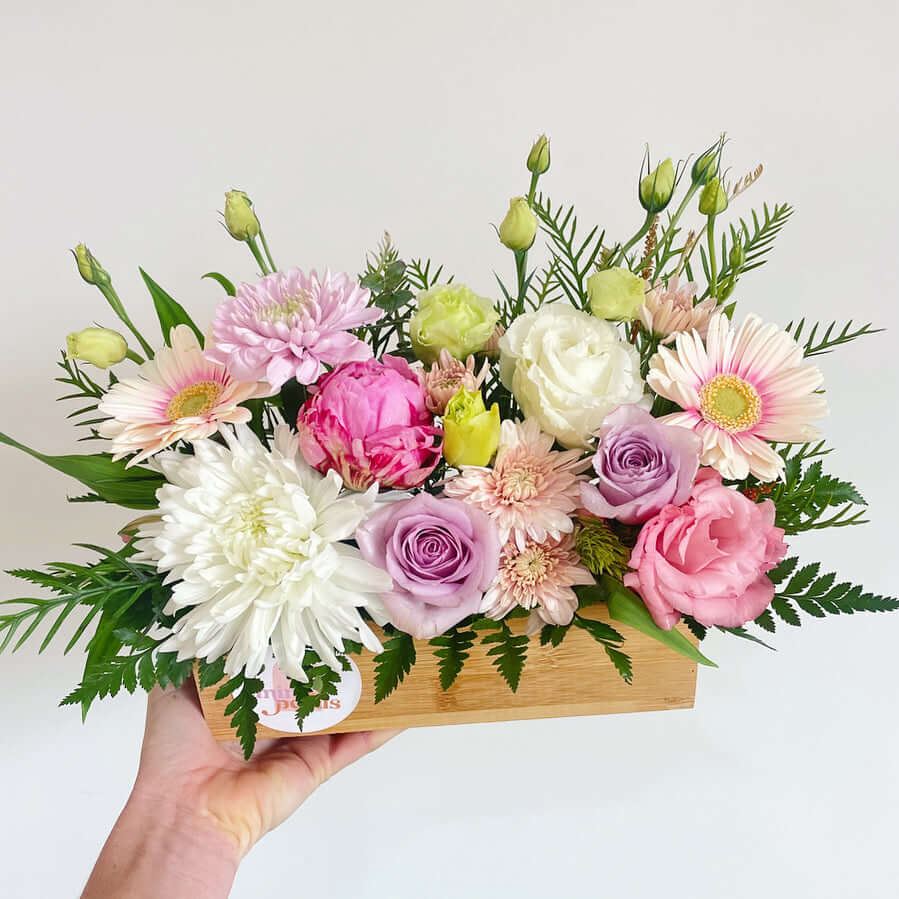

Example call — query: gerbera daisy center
[165,380,224,421]
[699,374,762,433]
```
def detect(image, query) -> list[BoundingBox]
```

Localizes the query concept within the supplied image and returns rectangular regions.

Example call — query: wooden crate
[197,605,698,740]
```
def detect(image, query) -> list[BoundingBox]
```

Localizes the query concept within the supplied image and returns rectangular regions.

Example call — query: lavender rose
[356,493,501,639]
[580,404,701,524]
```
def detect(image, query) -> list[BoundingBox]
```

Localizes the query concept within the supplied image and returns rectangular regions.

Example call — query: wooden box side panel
[197,607,698,741]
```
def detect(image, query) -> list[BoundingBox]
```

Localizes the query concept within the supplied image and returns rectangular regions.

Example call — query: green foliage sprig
[429,626,477,690]
[373,631,416,703]
[785,318,884,357]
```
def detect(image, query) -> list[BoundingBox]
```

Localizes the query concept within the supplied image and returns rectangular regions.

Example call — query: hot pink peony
[205,268,382,391]
[624,468,787,629]
[296,355,442,490]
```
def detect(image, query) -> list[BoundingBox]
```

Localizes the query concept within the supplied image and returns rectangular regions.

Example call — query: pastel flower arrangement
[2,136,896,758]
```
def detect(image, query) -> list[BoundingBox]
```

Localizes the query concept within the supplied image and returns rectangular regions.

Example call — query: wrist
[82,784,240,899]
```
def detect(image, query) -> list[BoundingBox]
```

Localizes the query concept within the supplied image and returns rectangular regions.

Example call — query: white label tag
[253,652,362,734]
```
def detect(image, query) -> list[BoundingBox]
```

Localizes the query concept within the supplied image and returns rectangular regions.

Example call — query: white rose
[498,303,645,448]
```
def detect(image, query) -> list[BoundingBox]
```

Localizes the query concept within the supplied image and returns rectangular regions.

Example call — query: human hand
[82,679,400,898]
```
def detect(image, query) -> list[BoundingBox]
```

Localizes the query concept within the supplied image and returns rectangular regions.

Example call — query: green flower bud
[698,178,728,216]
[443,389,501,467]
[729,240,745,269]
[410,283,500,365]
[586,267,647,321]
[526,134,551,174]
[691,150,718,186]
[72,244,111,287]
[639,158,675,213]
[498,197,538,252]
[223,189,260,241]
[66,327,128,369]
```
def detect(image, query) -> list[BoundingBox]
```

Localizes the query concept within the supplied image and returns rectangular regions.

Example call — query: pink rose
[624,468,787,629]
[356,493,501,639]
[296,355,442,490]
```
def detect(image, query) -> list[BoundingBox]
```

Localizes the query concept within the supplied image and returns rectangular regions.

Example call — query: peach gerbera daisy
[98,325,267,466]
[480,534,594,627]
[442,418,591,550]
[647,312,828,481]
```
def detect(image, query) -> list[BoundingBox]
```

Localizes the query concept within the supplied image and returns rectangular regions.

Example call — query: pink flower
[648,313,828,481]
[442,418,591,551]
[206,268,382,391]
[296,355,442,490]
[418,349,489,415]
[481,534,594,627]
[624,468,787,629]
[98,325,266,466]
[639,275,716,343]
[580,404,701,524]
[356,493,501,639]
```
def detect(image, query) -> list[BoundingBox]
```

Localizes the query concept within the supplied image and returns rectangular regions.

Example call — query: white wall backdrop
[1,1,897,896]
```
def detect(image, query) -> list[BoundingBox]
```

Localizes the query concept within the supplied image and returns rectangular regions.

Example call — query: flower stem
[125,349,145,365]
[654,182,699,267]
[258,228,277,272]
[96,283,155,358]
[707,215,719,299]
[247,237,270,275]
[614,211,654,269]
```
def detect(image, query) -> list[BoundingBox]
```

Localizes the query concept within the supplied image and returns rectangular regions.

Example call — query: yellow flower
[410,283,499,365]
[443,389,501,467]
[66,327,128,369]
[587,267,647,321]
[223,189,260,241]
[498,197,538,251]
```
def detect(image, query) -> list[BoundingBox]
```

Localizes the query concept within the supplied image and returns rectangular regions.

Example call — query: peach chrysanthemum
[639,275,716,343]
[442,418,591,550]
[98,325,267,466]
[648,312,828,481]
[480,534,594,627]
[418,348,489,415]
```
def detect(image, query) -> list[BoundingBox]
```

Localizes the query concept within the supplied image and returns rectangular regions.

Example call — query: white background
[1,1,898,896]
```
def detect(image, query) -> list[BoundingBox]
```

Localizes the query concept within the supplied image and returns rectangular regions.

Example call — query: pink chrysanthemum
[418,349,490,415]
[443,418,591,550]
[205,268,382,391]
[98,325,266,466]
[648,312,828,481]
[639,275,716,343]
[480,534,594,627]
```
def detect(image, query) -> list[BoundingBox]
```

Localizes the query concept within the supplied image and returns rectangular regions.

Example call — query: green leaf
[539,624,568,648]
[481,626,528,692]
[603,646,633,683]
[785,318,883,358]
[682,616,708,642]
[290,651,343,730]
[221,673,264,760]
[429,628,476,690]
[601,576,717,668]
[197,656,227,688]
[0,431,164,509]
[572,616,633,684]
[373,632,416,703]
[139,268,205,346]
[201,271,237,296]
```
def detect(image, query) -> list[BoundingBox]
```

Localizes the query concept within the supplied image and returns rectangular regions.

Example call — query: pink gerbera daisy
[98,325,266,466]
[647,312,827,481]
[205,268,382,391]
[480,534,594,627]
[639,275,716,343]
[442,418,591,550]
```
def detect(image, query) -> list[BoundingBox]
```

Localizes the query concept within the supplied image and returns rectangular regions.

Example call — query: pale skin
[81,680,401,898]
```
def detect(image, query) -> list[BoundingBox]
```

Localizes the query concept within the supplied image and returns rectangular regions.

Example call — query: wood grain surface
[197,605,698,741]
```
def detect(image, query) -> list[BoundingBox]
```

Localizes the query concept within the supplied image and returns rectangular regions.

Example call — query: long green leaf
[201,271,237,296]
[139,268,204,346]
[0,431,163,509]
[600,576,717,667]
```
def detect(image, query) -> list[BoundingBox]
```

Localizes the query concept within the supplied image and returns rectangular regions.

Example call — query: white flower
[134,424,393,681]
[498,303,645,448]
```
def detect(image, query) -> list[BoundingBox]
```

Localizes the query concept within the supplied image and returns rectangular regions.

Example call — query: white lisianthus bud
[223,189,261,241]
[498,197,538,251]
[66,327,128,369]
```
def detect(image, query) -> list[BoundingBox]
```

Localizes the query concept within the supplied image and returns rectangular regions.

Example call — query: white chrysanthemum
[134,424,393,681]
